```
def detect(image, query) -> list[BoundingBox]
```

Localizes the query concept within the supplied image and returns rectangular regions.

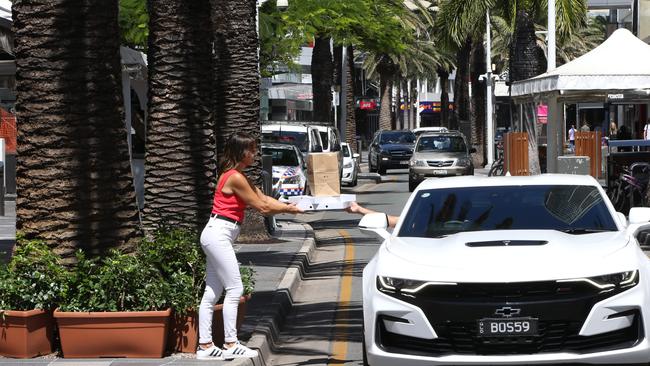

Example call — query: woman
[609,122,618,139]
[197,133,303,360]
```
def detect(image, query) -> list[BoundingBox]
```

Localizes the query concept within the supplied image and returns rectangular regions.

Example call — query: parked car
[313,124,343,180]
[341,142,359,186]
[368,130,416,175]
[360,174,650,366]
[411,126,449,138]
[408,131,476,191]
[261,143,308,197]
[261,123,323,160]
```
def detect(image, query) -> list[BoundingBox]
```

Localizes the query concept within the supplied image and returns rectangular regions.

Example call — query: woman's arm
[346,202,399,228]
[228,173,303,215]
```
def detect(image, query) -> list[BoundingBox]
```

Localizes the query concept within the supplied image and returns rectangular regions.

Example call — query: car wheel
[378,164,386,175]
[362,325,370,366]
[304,184,311,196]
[409,178,418,192]
[351,173,358,187]
[368,156,375,173]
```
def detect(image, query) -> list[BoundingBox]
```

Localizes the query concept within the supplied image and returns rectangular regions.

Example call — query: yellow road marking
[329,229,355,365]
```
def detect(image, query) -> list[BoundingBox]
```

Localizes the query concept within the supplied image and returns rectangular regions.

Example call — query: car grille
[414,281,600,301]
[389,150,411,157]
[378,310,642,356]
[427,160,454,167]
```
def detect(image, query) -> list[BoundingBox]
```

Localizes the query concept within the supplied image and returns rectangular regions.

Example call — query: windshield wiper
[558,228,610,234]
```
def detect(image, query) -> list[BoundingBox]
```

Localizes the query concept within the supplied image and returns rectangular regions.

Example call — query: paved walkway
[0,199,15,262]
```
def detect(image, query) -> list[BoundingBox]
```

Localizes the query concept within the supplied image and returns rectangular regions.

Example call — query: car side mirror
[359,213,390,240]
[353,153,360,159]
[313,145,323,153]
[469,147,477,154]
[616,212,627,228]
[629,207,650,224]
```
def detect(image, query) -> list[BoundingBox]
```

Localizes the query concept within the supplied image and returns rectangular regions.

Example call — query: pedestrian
[580,121,590,132]
[346,201,399,228]
[568,125,576,151]
[609,122,618,138]
[644,119,650,141]
[196,132,303,360]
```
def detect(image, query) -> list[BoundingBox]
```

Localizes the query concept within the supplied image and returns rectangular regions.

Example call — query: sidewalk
[0,219,317,366]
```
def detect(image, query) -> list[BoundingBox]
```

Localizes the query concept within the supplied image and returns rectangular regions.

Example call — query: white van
[312,125,343,177]
[261,123,324,159]
[412,126,449,138]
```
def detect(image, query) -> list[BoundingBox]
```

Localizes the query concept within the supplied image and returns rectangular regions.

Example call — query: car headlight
[281,175,301,185]
[343,161,353,168]
[558,270,639,290]
[377,276,456,294]
[409,159,428,167]
[455,157,471,167]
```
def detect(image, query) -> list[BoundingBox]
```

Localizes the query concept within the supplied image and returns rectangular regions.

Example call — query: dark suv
[368,130,416,175]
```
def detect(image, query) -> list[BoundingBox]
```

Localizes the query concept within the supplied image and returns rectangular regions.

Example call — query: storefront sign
[358,99,378,110]
[537,104,547,124]
[419,101,454,114]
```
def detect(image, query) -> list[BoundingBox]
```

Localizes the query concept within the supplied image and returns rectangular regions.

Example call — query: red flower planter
[54,308,171,358]
[0,309,53,358]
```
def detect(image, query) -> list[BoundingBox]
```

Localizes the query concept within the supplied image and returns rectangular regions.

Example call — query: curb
[232,223,317,366]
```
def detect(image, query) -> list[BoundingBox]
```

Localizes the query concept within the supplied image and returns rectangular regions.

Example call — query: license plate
[433,170,448,175]
[400,160,409,165]
[477,318,538,337]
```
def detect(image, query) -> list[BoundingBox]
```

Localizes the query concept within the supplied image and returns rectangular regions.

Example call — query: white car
[360,174,650,366]
[341,142,359,186]
[262,143,308,197]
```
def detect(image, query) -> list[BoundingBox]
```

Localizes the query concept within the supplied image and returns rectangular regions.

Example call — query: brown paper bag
[306,152,340,196]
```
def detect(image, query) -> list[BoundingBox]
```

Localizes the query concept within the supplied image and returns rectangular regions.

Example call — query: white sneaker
[222,341,259,359]
[196,345,225,360]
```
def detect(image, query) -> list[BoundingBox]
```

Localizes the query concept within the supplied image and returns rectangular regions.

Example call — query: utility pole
[340,46,348,141]
[548,0,556,71]
[485,10,494,166]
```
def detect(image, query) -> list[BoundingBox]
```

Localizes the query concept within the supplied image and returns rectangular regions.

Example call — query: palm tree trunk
[409,78,417,129]
[395,76,402,130]
[510,9,543,174]
[212,0,271,242]
[438,68,450,128]
[14,0,141,260]
[144,0,216,235]
[471,39,487,168]
[312,36,333,123]
[378,62,393,131]
[344,46,357,151]
[453,39,472,132]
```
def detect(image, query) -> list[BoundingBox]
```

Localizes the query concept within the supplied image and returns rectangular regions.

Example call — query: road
[269,168,410,366]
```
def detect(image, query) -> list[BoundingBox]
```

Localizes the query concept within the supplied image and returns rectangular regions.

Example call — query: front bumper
[341,166,355,183]
[379,154,412,168]
[365,277,650,365]
[410,166,472,181]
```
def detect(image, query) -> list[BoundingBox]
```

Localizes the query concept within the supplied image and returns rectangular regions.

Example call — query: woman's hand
[345,201,370,215]
[285,202,304,214]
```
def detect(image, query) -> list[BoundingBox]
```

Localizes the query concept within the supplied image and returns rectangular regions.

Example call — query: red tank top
[211,169,247,223]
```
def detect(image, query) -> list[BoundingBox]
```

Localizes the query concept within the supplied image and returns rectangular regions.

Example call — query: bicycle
[488,140,505,177]
[607,162,650,213]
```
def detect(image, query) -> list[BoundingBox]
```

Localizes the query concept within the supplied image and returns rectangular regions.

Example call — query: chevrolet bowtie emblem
[495,306,521,318]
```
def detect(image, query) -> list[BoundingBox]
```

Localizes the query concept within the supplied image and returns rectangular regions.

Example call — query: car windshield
[262,131,309,152]
[343,145,350,157]
[417,136,467,152]
[380,131,415,144]
[398,185,617,238]
[262,147,300,166]
[319,131,329,149]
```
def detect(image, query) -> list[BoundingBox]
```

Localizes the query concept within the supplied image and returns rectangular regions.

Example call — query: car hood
[413,151,467,160]
[381,230,635,282]
[379,143,414,151]
[272,166,301,178]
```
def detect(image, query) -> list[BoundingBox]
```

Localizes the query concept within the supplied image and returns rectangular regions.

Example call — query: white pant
[198,217,243,344]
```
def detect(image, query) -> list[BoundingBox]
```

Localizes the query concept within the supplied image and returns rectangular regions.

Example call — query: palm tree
[211,0,271,242]
[14,0,141,260]
[143,0,216,234]
[344,45,358,150]
[312,36,334,123]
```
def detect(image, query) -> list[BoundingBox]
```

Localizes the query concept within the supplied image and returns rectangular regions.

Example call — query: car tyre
[368,156,376,173]
[409,178,418,192]
[351,173,358,187]
[378,163,386,175]
[304,184,311,196]
[362,325,370,366]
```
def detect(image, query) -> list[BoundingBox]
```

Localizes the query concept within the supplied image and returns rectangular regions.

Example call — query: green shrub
[59,250,169,312]
[0,235,68,311]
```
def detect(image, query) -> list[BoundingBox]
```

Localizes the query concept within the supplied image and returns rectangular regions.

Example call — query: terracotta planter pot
[0,309,53,358]
[54,308,171,358]
[167,295,250,353]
